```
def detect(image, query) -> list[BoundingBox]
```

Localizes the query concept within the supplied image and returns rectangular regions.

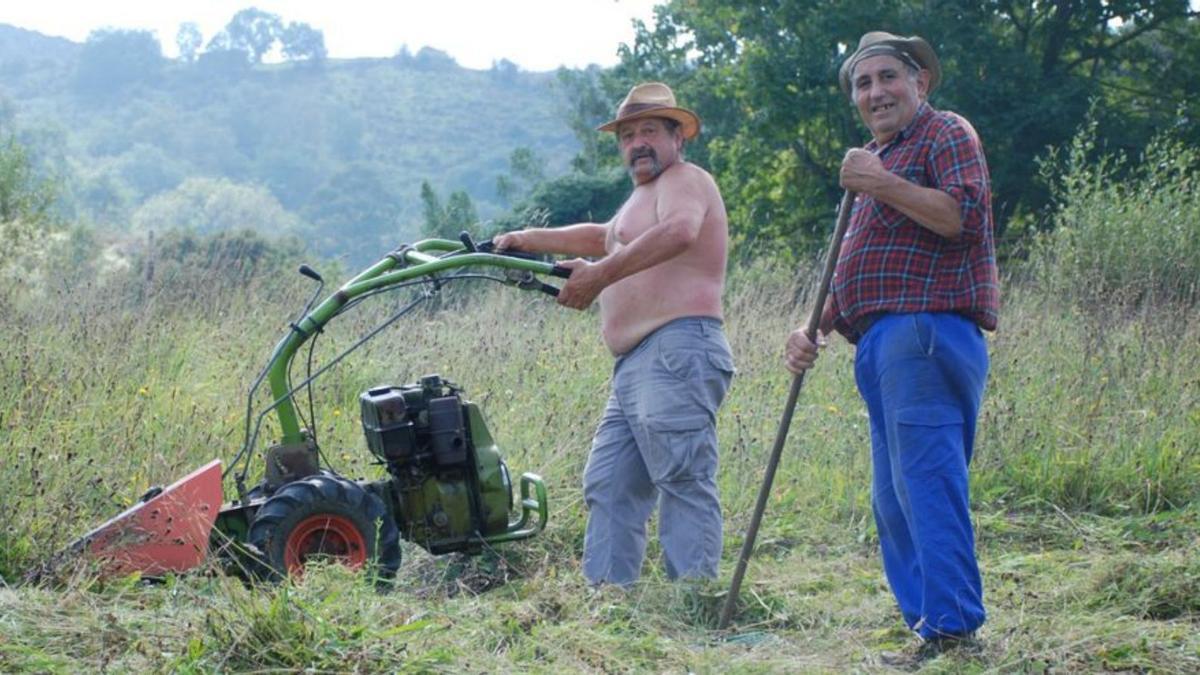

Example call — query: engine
[359,374,513,554]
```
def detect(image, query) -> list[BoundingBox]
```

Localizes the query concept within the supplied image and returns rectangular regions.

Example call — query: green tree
[145,228,305,286]
[493,167,629,232]
[420,181,479,239]
[608,0,1200,254]
[496,147,546,205]
[210,8,283,64]
[176,22,203,63]
[281,22,327,64]
[0,134,59,271]
[112,143,186,199]
[302,164,401,261]
[554,66,620,175]
[131,176,300,235]
[490,58,520,84]
[73,29,164,100]
[413,47,458,70]
[195,47,251,77]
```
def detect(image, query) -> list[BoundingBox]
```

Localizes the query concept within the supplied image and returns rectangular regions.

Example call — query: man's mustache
[628,147,657,165]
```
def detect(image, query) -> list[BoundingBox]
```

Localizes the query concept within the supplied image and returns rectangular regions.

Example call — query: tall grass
[3,246,1196,575]
[1028,124,1200,308]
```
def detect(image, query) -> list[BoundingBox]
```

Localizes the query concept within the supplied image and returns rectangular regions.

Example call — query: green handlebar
[265,239,562,443]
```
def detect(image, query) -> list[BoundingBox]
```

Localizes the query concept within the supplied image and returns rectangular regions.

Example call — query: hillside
[0,24,581,262]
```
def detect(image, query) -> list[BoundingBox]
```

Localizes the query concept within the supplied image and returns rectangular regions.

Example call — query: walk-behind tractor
[47,235,568,584]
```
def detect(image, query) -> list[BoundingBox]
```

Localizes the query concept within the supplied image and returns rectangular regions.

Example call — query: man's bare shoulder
[659,161,718,192]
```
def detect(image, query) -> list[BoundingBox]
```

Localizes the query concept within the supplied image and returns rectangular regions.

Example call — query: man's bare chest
[611,188,660,247]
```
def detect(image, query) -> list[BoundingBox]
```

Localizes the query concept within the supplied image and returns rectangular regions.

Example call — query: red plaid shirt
[828,103,1000,343]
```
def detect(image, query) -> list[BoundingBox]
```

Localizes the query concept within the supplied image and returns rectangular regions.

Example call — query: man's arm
[840,149,962,239]
[555,167,708,309]
[492,222,608,258]
[593,166,707,282]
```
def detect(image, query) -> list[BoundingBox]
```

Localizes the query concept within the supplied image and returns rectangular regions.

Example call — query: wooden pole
[718,190,857,630]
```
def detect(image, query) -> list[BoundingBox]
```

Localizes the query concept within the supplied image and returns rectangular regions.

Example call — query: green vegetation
[1030,123,1200,308]
[579,0,1200,254]
[0,18,577,264]
[1,138,1197,671]
[0,130,59,274]
[5,3,1198,266]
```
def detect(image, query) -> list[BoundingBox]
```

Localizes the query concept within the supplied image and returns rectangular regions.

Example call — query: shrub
[1028,122,1200,309]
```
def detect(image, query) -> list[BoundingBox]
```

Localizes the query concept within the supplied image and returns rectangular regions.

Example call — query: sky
[1,0,662,71]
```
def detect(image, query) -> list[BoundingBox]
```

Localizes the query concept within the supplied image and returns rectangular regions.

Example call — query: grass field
[1,247,1198,672]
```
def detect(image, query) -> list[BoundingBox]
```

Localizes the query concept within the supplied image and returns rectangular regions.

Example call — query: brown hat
[597,82,701,139]
[839,31,941,96]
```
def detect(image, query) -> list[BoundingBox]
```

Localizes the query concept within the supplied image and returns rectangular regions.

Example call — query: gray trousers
[582,317,734,586]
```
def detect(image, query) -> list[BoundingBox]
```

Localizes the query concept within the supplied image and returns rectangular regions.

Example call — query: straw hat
[596,82,701,139]
[839,32,941,96]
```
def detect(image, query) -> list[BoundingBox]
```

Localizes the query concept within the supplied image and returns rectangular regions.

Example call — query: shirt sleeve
[928,114,990,244]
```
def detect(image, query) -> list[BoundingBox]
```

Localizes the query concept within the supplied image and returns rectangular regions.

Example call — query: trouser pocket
[640,415,715,483]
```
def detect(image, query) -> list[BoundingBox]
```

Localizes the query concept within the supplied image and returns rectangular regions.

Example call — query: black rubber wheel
[247,473,401,583]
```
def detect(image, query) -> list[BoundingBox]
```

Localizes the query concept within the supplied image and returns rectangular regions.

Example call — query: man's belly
[599,268,723,355]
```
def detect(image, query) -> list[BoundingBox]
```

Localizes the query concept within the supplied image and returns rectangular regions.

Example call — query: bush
[0,134,59,275]
[136,228,307,296]
[491,168,629,233]
[1028,122,1200,308]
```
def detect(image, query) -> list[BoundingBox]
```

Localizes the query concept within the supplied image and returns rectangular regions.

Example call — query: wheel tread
[247,473,400,583]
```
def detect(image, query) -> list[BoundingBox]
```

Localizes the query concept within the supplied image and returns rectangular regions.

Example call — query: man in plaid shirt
[785,32,998,655]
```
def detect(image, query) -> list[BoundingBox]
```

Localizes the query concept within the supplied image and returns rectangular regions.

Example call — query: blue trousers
[854,312,987,638]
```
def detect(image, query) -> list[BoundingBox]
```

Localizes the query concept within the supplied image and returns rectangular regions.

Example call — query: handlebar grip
[298,264,323,282]
[550,265,572,279]
[539,282,560,297]
[459,232,477,252]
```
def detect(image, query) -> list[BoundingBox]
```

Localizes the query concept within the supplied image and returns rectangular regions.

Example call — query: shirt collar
[865,101,933,152]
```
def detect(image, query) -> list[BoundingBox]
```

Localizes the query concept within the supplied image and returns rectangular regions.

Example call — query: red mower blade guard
[78,459,223,577]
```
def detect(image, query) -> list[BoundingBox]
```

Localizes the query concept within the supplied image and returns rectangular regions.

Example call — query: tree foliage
[280,21,327,64]
[583,0,1199,255]
[302,164,401,260]
[73,29,164,100]
[493,167,629,232]
[554,66,618,175]
[1,23,576,264]
[496,147,546,205]
[0,133,59,272]
[131,176,300,236]
[420,181,480,239]
[176,22,203,63]
[209,8,283,64]
[0,136,56,226]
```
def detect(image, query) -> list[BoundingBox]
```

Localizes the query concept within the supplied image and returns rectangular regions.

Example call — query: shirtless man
[493,82,734,586]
